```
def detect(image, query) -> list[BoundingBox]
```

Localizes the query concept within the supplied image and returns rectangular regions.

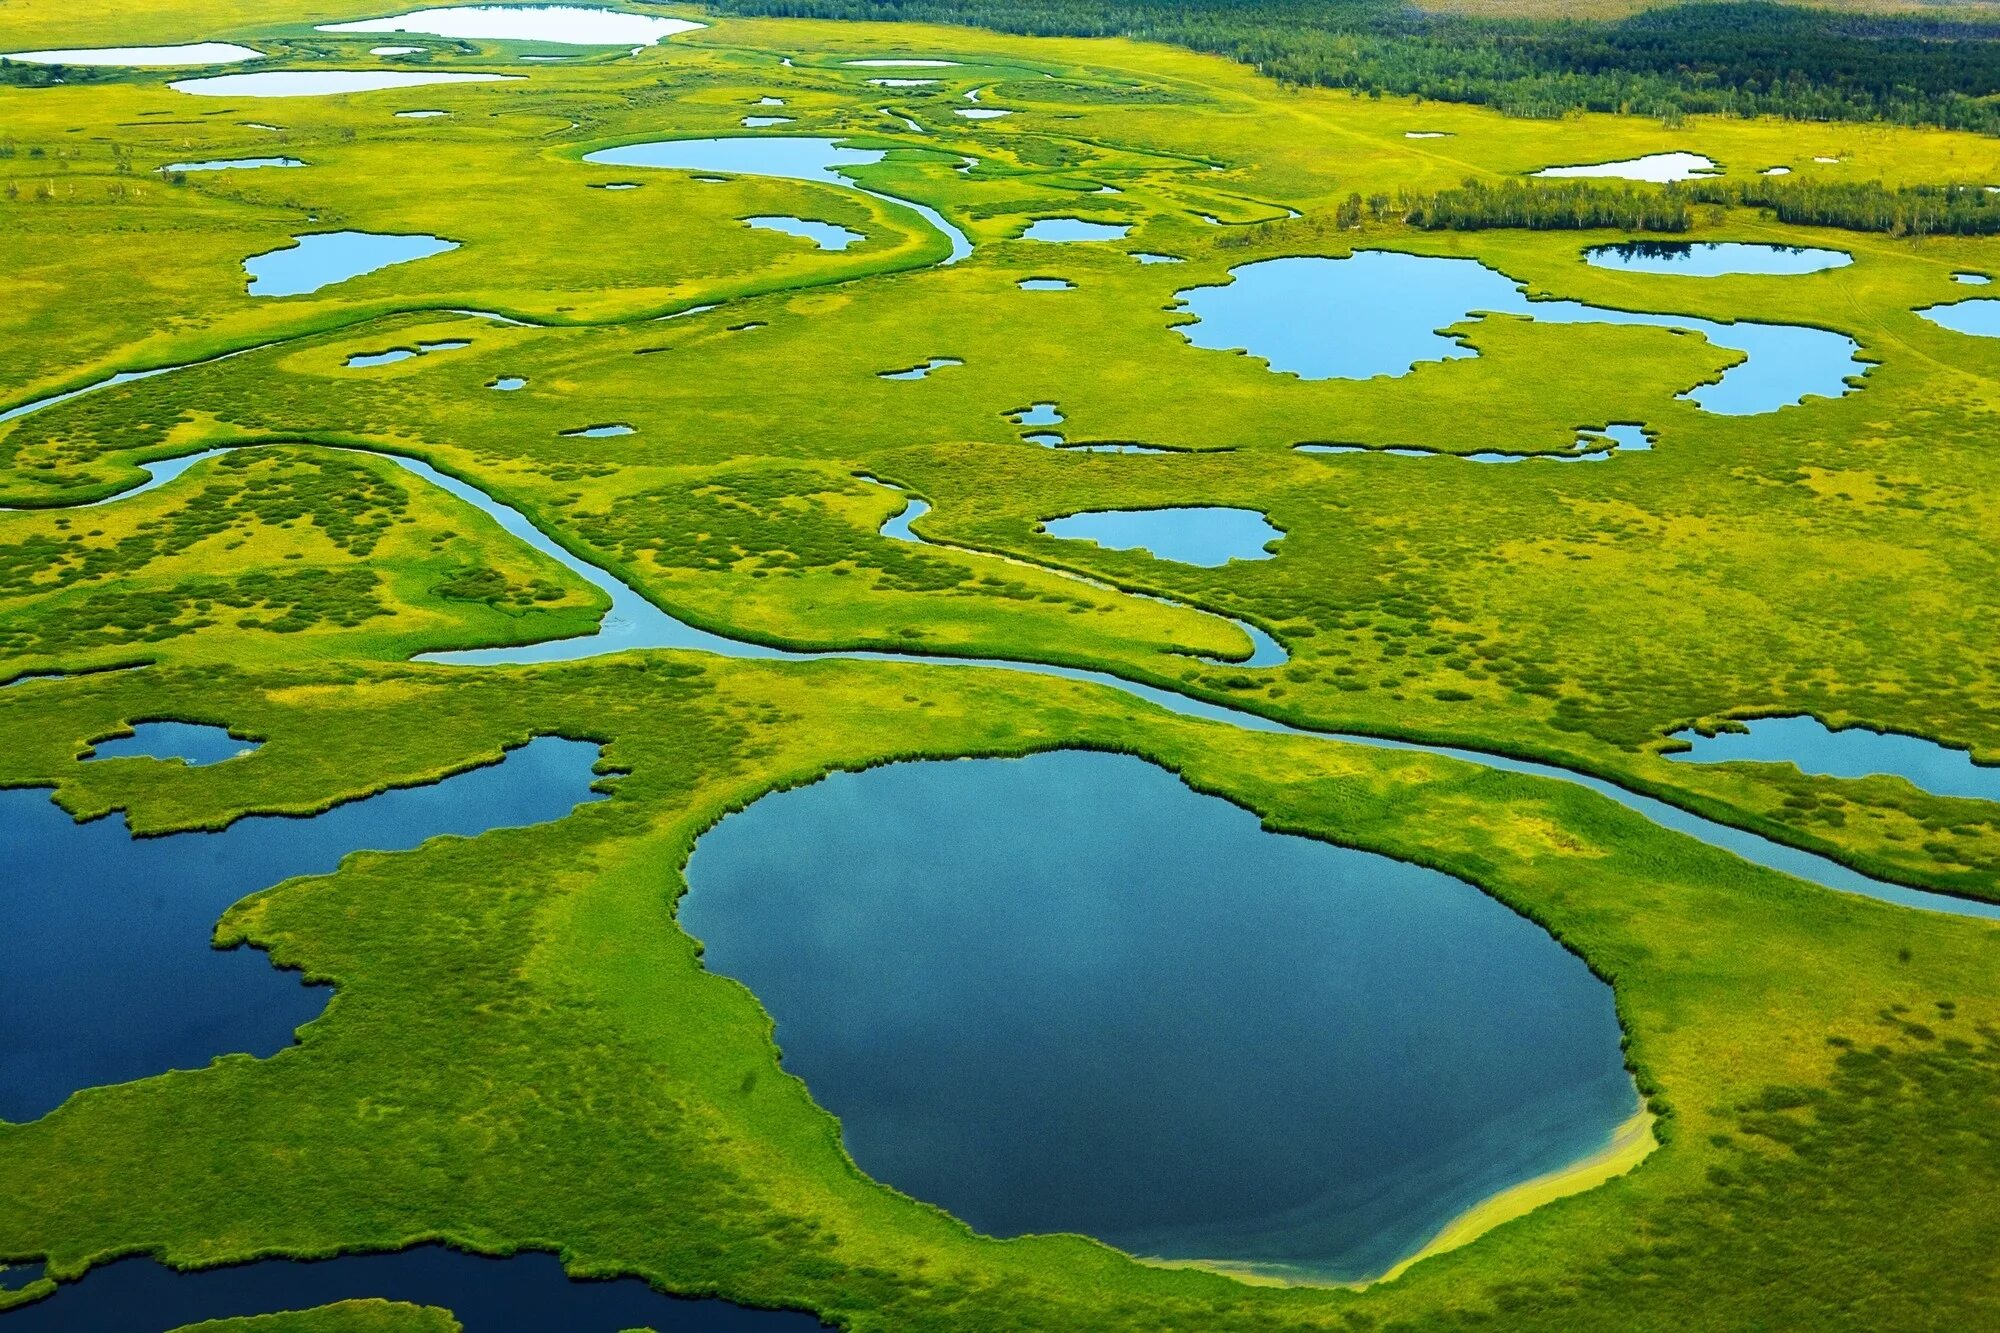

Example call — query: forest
[706,0,2000,129]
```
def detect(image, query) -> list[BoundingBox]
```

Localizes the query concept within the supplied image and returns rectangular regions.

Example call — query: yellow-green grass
[2,657,1996,1330]
[170,1300,459,1333]
[5,7,2000,1328]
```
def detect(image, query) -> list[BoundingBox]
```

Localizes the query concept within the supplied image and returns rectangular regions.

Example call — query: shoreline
[1141,1108,1658,1290]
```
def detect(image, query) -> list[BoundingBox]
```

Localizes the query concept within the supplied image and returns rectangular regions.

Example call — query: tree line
[703,0,2000,132]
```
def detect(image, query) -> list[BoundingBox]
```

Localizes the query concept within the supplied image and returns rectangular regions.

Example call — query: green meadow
[4,4,2000,1329]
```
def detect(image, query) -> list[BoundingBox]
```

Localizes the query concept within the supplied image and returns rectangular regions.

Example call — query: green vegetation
[4,5,2000,1329]
[171,1301,459,1333]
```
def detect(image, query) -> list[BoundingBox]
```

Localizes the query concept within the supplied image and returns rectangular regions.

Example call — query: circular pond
[681,750,1638,1281]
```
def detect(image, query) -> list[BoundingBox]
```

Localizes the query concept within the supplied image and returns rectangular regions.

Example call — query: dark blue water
[682,753,1636,1280]
[0,1245,820,1332]
[1173,250,1867,415]
[1,736,602,1123]
[1583,242,1850,276]
[244,232,458,298]
[1668,715,2000,803]
[82,721,258,766]
[1041,507,1282,567]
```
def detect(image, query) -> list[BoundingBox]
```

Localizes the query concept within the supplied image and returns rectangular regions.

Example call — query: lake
[680,751,1638,1281]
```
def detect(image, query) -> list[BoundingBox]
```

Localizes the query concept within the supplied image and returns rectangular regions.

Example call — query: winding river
[23,443,1995,923]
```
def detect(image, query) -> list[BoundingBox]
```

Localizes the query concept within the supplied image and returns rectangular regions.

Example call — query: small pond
[1300,422,1652,465]
[1041,506,1281,566]
[0,42,261,66]
[1018,277,1072,290]
[868,77,937,86]
[1131,252,1182,264]
[82,721,258,766]
[1,736,601,1123]
[173,71,517,97]
[1022,217,1129,242]
[1173,250,1866,415]
[1916,298,2000,338]
[0,1243,820,1332]
[490,375,527,390]
[955,108,1010,120]
[346,338,469,368]
[1667,715,2000,803]
[582,137,971,265]
[680,751,1637,1281]
[396,108,449,117]
[1532,151,1718,182]
[158,157,303,173]
[1583,241,1851,277]
[745,215,863,250]
[843,58,959,67]
[1952,273,1991,285]
[1012,402,1063,426]
[370,44,425,55]
[318,6,705,45]
[244,230,458,297]
[561,423,635,438]
[741,115,793,128]
[878,357,960,380]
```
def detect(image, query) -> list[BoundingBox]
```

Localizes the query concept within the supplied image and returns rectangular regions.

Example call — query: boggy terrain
[4,5,2000,1331]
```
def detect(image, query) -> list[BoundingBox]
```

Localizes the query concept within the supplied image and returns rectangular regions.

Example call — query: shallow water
[1,42,261,66]
[1018,277,1073,290]
[843,58,959,67]
[1043,507,1281,566]
[490,375,527,390]
[1131,251,1183,264]
[396,108,449,117]
[1584,241,1851,277]
[1013,402,1063,426]
[1174,250,1866,415]
[868,77,937,86]
[1023,217,1129,242]
[244,230,458,297]
[1917,298,2000,338]
[370,44,424,55]
[955,108,1010,120]
[172,71,517,96]
[318,6,704,46]
[0,1244,819,1332]
[158,157,303,173]
[1022,431,1065,446]
[1300,423,1652,465]
[741,115,793,127]
[745,215,863,250]
[1668,715,2000,803]
[582,137,972,264]
[1,736,601,1123]
[877,356,961,379]
[561,423,634,438]
[66,446,2000,936]
[345,338,469,368]
[1532,151,1717,182]
[83,721,258,766]
[1952,273,1991,285]
[681,751,1637,1281]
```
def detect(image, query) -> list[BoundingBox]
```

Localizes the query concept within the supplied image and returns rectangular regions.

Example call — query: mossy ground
[4,5,2000,1329]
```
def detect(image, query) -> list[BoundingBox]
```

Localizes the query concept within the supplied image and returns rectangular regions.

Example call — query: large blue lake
[1174,250,1867,415]
[1,735,601,1123]
[681,751,1638,1281]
